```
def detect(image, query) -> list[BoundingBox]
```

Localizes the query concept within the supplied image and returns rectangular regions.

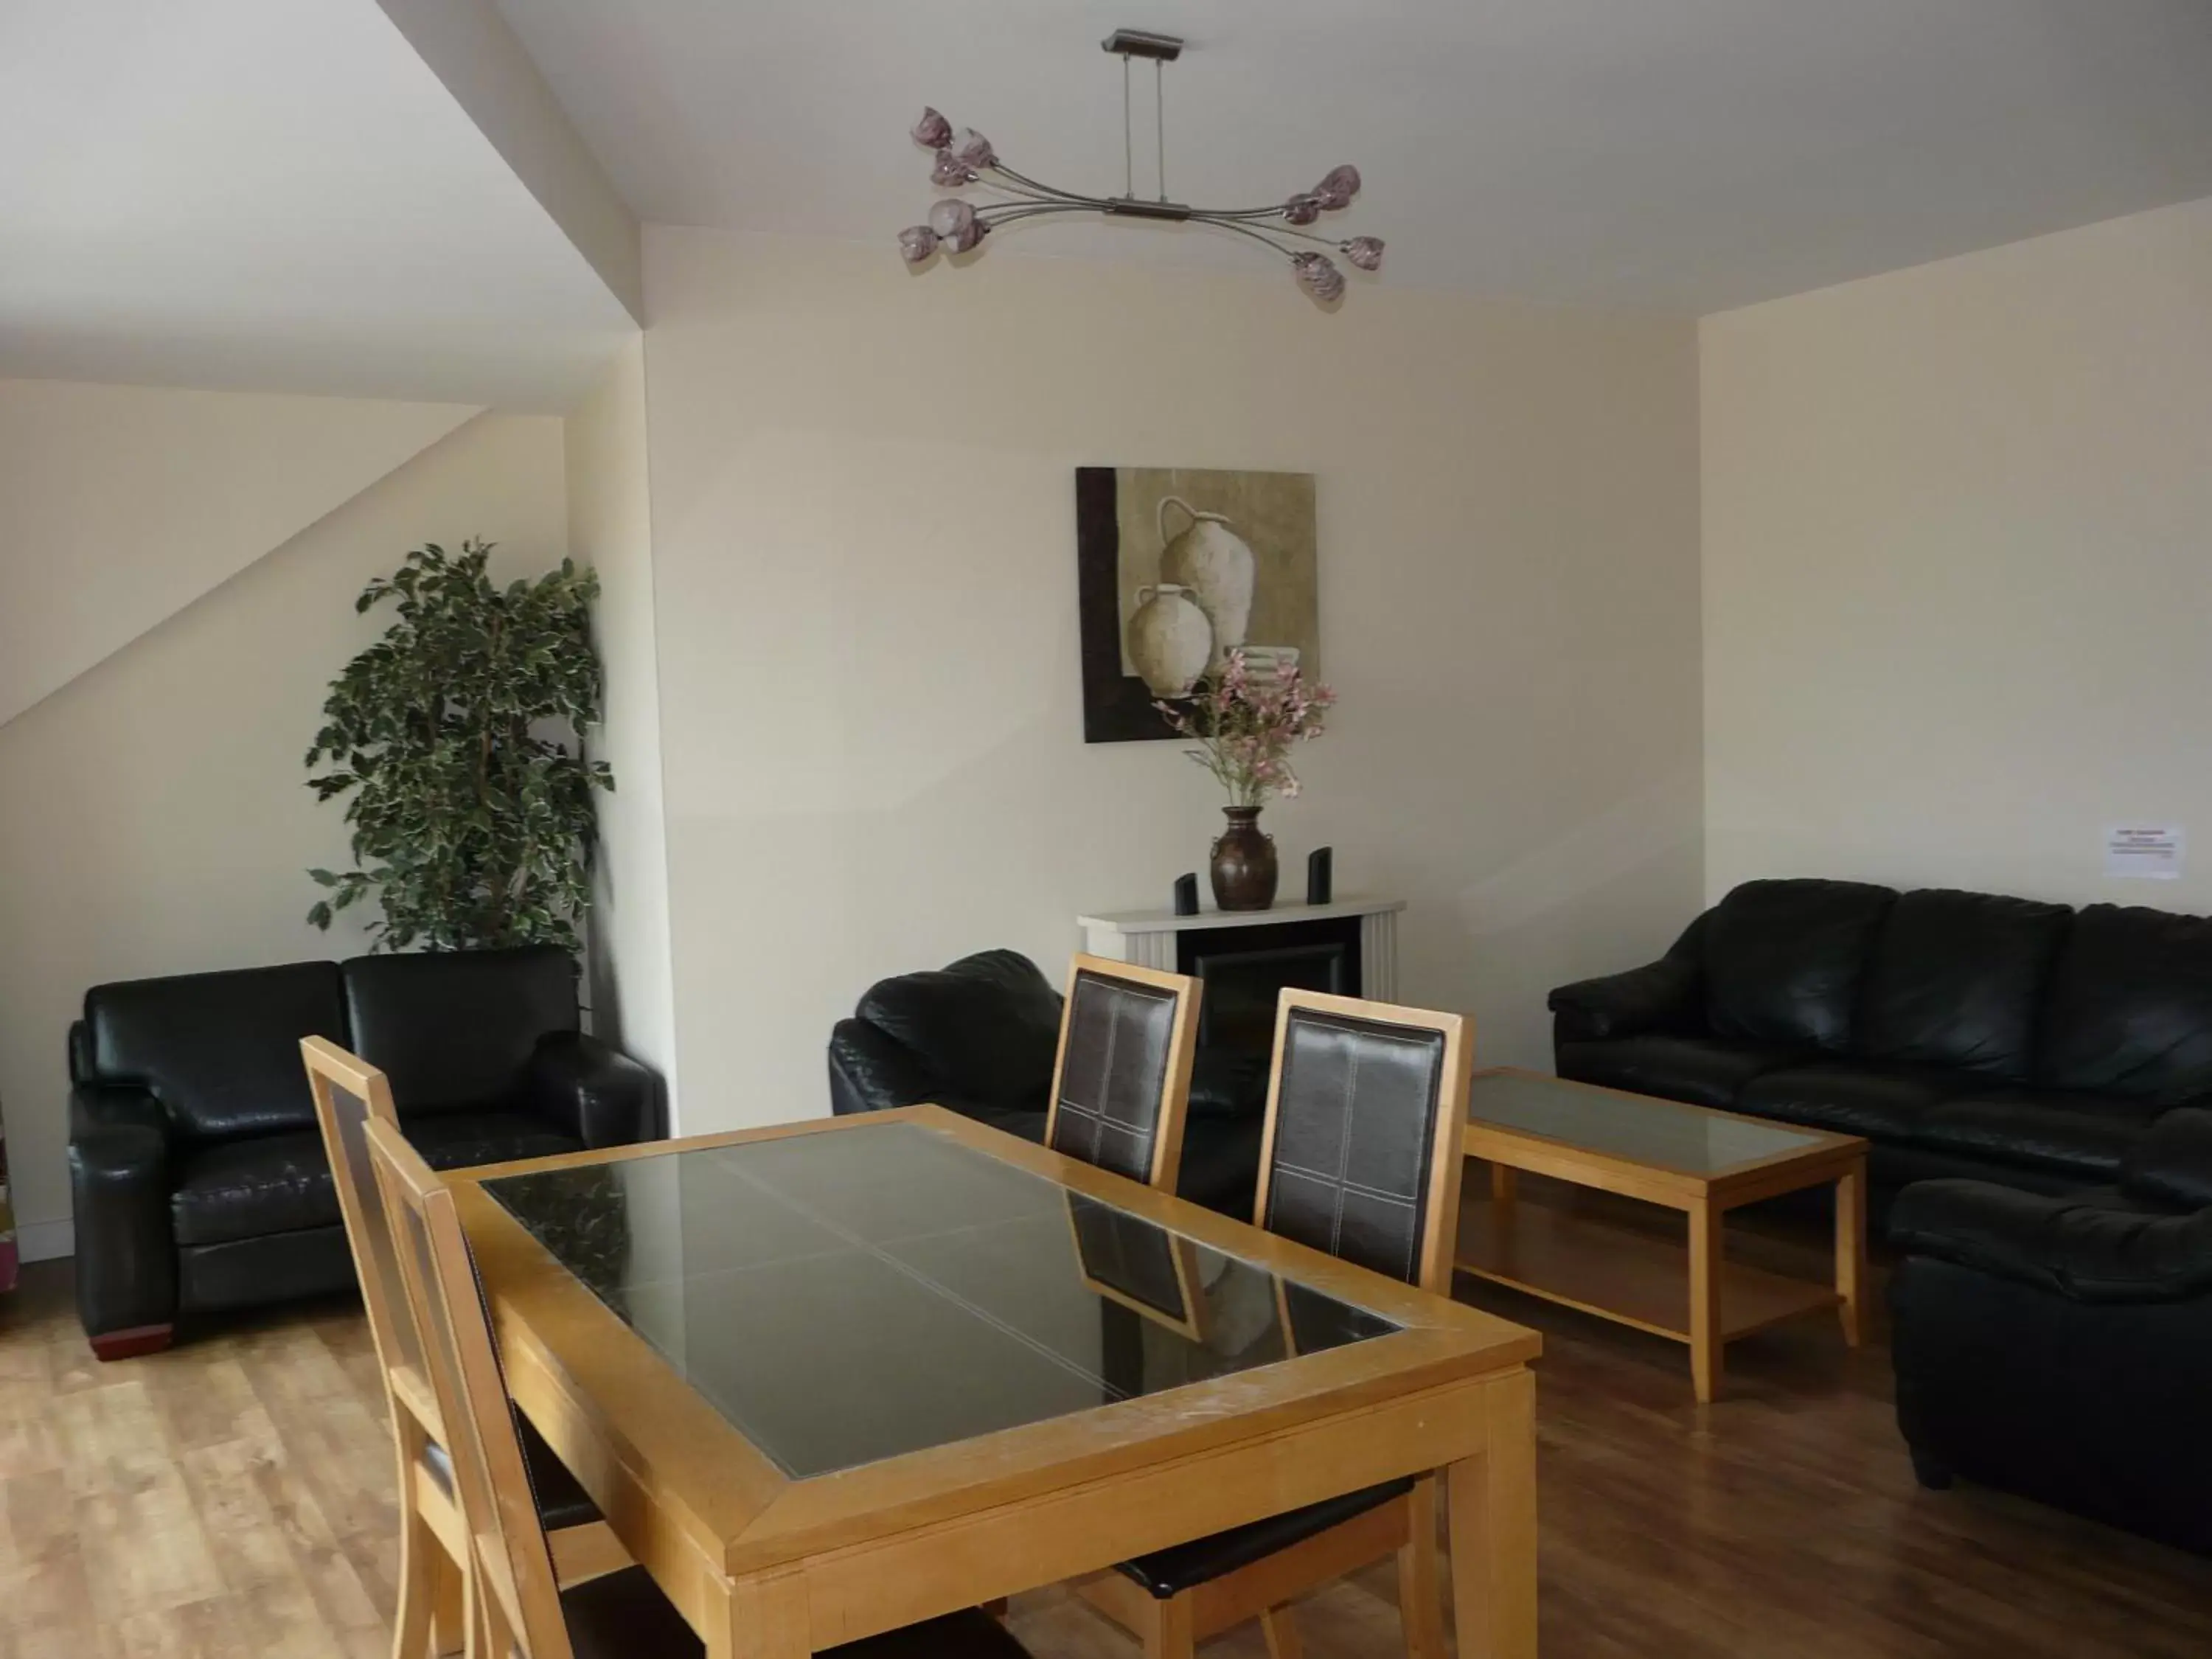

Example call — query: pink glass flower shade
[950,127,996,170]
[1343,236,1384,271]
[930,150,976,187]
[1282,193,1321,226]
[911,108,953,149]
[898,225,939,264]
[1311,165,1361,212]
[1292,252,1346,303]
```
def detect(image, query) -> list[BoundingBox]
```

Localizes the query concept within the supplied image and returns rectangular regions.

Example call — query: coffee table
[1456,1068,1866,1402]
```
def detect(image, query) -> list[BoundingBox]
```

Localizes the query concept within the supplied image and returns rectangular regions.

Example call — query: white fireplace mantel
[1077,897,1405,999]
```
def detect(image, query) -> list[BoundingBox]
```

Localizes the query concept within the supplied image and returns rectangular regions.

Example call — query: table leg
[1836,1158,1866,1348]
[705,1568,809,1659]
[1445,1368,1537,1659]
[1688,1198,1722,1404]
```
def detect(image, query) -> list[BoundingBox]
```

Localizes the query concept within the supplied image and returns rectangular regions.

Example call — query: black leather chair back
[83,962,347,1141]
[344,947,577,1116]
[1259,1001,1457,1288]
[1703,878,1896,1051]
[1046,964,1194,1188]
[2037,905,2212,1104]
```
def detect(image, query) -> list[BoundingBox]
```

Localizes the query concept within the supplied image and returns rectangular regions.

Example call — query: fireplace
[1079,897,1402,1114]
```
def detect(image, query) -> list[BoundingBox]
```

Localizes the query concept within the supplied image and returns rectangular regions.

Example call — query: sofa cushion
[85,961,347,1141]
[1855,889,2071,1079]
[344,947,578,1117]
[170,1112,580,1247]
[853,950,1062,1113]
[1703,880,1896,1051]
[2121,1107,2212,1211]
[1737,1062,1984,1141]
[1555,1035,1806,1110]
[1916,1090,2165,1183]
[2036,905,2212,1103]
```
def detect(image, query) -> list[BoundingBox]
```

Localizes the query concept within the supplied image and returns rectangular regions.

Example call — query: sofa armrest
[66,1084,179,1340]
[521,1032,659,1149]
[1548,956,1703,1043]
[829,1018,946,1115]
[1889,1178,2212,1304]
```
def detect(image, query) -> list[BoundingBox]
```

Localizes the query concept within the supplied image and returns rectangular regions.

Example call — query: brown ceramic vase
[1210,806,1279,911]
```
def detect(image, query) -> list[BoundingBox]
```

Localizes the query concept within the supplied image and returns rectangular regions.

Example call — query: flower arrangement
[1158,648,1336,808]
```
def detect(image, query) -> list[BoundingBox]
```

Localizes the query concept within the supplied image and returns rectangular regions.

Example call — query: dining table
[448,1103,1543,1659]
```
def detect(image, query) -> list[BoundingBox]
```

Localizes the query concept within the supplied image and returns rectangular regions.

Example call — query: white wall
[0,413,566,1256]
[0,378,476,725]
[566,338,680,1118]
[642,227,1704,1133]
[1703,195,2212,910]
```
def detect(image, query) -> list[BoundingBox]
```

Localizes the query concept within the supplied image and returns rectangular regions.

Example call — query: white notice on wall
[2104,824,2185,880]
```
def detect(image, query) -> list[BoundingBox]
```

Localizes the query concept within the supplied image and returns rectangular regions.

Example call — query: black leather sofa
[1888,1108,2212,1551]
[1548,880,2212,1200]
[68,945,657,1358]
[827,949,1265,1217]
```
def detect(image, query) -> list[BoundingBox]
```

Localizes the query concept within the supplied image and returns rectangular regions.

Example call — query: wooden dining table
[449,1105,1543,1659]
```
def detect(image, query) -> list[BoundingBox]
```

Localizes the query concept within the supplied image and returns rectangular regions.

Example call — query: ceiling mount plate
[1102,29,1183,62]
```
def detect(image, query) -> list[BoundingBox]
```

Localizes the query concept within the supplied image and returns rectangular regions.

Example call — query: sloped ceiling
[0,0,636,407]
[0,380,479,728]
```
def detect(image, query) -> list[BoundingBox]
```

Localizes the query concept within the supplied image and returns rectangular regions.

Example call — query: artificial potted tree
[306,538,613,949]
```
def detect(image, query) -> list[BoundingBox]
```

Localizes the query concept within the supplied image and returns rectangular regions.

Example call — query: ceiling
[493,0,2212,313]
[0,0,636,408]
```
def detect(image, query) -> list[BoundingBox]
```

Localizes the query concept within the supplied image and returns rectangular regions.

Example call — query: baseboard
[17,1218,74,1263]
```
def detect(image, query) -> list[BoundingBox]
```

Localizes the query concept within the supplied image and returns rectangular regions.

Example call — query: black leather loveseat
[1888,1108,2212,1551]
[68,945,657,1357]
[827,949,1265,1216]
[1548,880,2212,1201]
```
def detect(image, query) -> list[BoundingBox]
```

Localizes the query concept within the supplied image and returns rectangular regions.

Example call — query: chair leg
[1259,1607,1304,1659]
[1140,1593,1197,1659]
[429,1545,467,1658]
[1398,1477,1448,1659]
[392,1498,439,1659]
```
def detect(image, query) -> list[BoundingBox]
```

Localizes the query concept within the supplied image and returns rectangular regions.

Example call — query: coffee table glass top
[482,1121,1397,1479]
[1467,1070,1832,1174]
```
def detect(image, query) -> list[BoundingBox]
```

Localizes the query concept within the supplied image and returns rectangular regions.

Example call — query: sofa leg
[88,1323,173,1362]
[1908,1447,1953,1491]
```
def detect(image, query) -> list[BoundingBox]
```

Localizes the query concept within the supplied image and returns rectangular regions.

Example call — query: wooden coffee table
[1456,1067,1866,1402]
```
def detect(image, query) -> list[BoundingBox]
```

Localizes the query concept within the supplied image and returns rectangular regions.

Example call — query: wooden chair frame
[302,1036,621,1659]
[1043,954,1203,1194]
[1074,990,1473,1659]
[366,1115,580,1659]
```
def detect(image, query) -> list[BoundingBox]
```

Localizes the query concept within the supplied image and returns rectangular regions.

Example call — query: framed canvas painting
[1075,466,1319,743]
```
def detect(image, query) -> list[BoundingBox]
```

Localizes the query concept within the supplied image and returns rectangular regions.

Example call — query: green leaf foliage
[305,539,614,953]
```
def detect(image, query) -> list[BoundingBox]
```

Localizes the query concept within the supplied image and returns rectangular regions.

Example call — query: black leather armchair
[1889,1108,2212,1551]
[68,946,658,1357]
[829,949,1265,1217]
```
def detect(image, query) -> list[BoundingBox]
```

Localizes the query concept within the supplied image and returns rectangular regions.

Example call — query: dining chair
[1072,990,1472,1659]
[302,1037,623,1659]
[361,1114,1037,1659]
[1044,955,1203,1193]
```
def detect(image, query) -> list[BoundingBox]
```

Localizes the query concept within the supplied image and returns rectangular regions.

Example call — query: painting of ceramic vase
[1125,582,1214,698]
[1157,495,1255,675]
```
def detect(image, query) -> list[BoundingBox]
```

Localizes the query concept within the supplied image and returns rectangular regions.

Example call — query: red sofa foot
[88,1323,173,1361]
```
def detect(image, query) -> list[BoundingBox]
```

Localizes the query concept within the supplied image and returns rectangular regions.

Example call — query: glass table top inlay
[1467,1070,1831,1174]
[482,1122,1399,1479]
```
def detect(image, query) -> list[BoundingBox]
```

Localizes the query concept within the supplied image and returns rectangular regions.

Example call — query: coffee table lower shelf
[1453,1192,1840,1347]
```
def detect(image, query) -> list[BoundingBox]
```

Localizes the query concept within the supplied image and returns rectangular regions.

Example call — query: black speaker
[1172,872,1200,916]
[1306,846,1334,905]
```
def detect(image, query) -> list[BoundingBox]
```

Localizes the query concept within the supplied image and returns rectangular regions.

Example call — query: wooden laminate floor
[3,1237,2209,1659]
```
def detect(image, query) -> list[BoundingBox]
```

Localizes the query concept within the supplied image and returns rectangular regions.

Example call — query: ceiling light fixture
[899,28,1382,304]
